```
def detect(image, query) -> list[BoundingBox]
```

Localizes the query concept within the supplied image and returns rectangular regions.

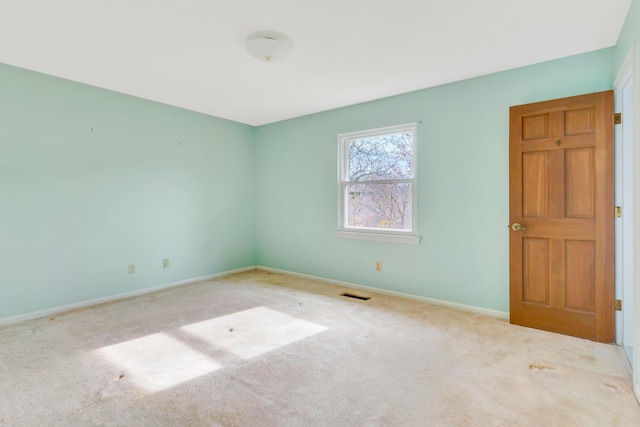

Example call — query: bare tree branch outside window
[343,130,414,231]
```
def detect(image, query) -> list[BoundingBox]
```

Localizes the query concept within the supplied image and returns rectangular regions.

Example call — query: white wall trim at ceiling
[256,265,509,320]
[0,266,257,327]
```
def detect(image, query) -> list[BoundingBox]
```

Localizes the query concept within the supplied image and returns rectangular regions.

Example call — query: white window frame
[335,123,421,244]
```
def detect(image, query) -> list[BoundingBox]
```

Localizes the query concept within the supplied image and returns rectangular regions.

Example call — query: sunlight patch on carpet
[181,306,328,359]
[95,333,222,392]
[94,307,326,393]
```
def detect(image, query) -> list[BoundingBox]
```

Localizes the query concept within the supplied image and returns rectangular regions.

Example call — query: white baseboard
[1,265,509,327]
[256,266,510,320]
[0,266,257,327]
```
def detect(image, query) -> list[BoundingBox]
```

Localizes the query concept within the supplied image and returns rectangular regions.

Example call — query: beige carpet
[0,270,638,426]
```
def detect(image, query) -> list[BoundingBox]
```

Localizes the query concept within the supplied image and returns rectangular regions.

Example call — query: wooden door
[509,91,614,343]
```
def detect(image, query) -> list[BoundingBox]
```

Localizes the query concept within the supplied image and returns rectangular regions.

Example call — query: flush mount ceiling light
[245,31,293,63]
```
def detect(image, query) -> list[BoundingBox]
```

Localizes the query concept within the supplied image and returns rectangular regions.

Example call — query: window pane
[345,183,412,231]
[347,132,413,181]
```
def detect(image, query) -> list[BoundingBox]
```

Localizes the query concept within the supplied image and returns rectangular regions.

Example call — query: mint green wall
[0,63,255,319]
[615,0,639,69]
[0,44,621,321]
[254,48,615,313]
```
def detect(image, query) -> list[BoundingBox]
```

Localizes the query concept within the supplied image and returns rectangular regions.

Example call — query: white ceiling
[0,0,632,126]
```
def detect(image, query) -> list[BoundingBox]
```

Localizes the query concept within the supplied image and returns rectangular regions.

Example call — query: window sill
[335,230,422,244]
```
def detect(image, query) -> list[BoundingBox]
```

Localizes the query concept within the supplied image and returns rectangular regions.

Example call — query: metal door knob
[512,223,526,231]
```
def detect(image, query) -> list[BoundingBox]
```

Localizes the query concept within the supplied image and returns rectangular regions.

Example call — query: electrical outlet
[375,261,382,272]
[128,264,135,274]
[163,258,170,270]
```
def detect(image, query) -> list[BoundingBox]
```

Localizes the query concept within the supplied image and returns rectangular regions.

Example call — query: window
[336,123,421,244]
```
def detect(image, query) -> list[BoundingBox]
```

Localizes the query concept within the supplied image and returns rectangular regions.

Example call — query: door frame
[613,43,639,402]
[614,52,634,360]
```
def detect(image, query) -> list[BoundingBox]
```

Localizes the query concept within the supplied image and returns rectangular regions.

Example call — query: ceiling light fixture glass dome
[245,31,293,63]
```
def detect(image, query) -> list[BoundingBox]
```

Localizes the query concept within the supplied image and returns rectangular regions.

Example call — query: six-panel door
[509,91,614,343]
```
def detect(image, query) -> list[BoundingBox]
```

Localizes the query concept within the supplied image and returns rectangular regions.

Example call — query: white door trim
[614,56,634,352]
[613,43,639,403]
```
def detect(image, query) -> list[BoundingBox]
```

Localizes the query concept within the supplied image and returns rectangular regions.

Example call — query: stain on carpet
[580,354,596,362]
[529,362,555,370]
[604,383,618,392]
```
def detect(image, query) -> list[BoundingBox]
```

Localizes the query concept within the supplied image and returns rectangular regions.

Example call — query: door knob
[511,223,526,231]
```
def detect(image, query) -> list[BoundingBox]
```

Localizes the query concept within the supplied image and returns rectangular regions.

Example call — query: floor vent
[341,292,371,301]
